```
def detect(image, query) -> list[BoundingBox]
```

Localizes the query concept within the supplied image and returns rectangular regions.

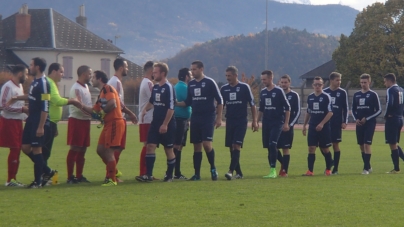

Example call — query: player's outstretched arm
[122,105,138,124]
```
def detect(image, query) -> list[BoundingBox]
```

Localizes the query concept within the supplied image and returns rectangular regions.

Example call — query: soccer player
[66,65,93,183]
[351,74,381,174]
[43,63,81,169]
[107,58,138,182]
[173,68,192,180]
[0,65,28,186]
[136,63,176,182]
[383,73,404,174]
[138,61,155,178]
[220,66,258,180]
[258,70,290,179]
[323,72,349,174]
[177,60,223,181]
[22,57,56,188]
[302,77,333,176]
[277,74,301,177]
[82,70,125,186]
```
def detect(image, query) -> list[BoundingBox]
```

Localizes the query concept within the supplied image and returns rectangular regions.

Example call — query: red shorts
[98,119,125,148]
[67,117,91,147]
[120,121,127,149]
[139,124,151,142]
[0,117,23,148]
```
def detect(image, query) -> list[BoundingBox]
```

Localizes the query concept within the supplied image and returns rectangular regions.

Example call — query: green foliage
[1,124,404,226]
[333,0,404,88]
[164,27,339,85]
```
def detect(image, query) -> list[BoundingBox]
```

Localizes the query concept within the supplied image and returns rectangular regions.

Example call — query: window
[101,58,110,77]
[62,56,73,79]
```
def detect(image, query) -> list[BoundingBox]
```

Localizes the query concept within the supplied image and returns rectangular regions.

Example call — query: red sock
[114,151,121,165]
[107,160,117,182]
[75,152,86,179]
[66,149,77,179]
[8,148,20,182]
[140,146,147,175]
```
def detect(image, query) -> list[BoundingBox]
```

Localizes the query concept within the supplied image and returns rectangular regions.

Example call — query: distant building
[299,60,336,88]
[0,4,142,99]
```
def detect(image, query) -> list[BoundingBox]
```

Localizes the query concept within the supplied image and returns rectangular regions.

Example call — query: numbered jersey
[306,92,332,126]
[220,82,255,120]
[351,90,381,121]
[385,84,404,118]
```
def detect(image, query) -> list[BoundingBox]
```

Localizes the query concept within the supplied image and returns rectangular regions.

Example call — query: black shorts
[356,120,376,145]
[277,126,294,149]
[307,124,332,148]
[225,118,248,147]
[147,118,176,148]
[262,122,283,149]
[330,122,342,143]
[190,114,215,144]
[22,119,50,147]
[385,117,403,144]
[174,117,189,146]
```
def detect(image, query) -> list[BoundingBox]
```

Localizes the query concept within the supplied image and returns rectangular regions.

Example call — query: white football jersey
[68,81,92,120]
[138,77,154,124]
[0,80,27,120]
[107,75,125,117]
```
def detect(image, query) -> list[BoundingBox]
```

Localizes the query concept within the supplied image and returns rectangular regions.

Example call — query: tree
[333,0,404,87]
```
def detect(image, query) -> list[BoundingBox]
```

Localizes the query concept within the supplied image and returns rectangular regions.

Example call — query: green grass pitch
[0,124,404,226]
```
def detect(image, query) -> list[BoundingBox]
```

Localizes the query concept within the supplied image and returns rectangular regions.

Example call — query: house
[299,60,336,88]
[0,4,143,99]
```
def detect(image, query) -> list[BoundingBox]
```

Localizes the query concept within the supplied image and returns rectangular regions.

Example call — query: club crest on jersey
[319,97,323,102]
[366,94,370,98]
[161,88,165,93]
[337,92,340,97]
[272,93,276,98]
[202,82,206,87]
[288,95,292,100]
[236,87,240,92]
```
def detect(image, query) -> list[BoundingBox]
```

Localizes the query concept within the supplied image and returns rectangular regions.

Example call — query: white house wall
[13,50,118,97]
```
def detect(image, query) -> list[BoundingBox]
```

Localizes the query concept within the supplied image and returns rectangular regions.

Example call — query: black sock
[364,153,371,171]
[145,154,156,177]
[277,150,283,165]
[320,149,326,158]
[235,162,243,176]
[193,152,202,176]
[269,144,277,168]
[308,154,315,172]
[206,149,216,169]
[33,154,44,185]
[324,152,333,170]
[398,146,404,161]
[368,154,372,170]
[361,152,365,169]
[391,149,400,171]
[27,152,35,162]
[174,148,181,176]
[283,155,290,173]
[166,158,176,178]
[333,151,340,172]
[230,150,240,172]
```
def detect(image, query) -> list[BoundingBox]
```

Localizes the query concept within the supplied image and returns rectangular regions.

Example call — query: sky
[310,0,386,10]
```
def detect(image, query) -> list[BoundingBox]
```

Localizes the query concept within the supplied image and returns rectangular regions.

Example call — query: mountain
[164,27,339,84]
[274,0,311,4]
[0,0,358,64]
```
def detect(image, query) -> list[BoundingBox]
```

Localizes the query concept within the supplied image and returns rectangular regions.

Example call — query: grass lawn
[0,124,404,227]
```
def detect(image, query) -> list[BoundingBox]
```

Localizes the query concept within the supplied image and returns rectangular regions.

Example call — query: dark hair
[77,65,91,76]
[178,68,190,81]
[114,58,125,71]
[143,61,154,72]
[384,73,396,83]
[94,70,108,83]
[329,72,341,80]
[191,60,204,69]
[226,66,238,75]
[48,63,62,75]
[261,70,273,77]
[32,57,47,73]
[280,74,291,82]
[314,76,323,82]
[360,73,371,81]
[12,64,27,75]
[153,62,169,76]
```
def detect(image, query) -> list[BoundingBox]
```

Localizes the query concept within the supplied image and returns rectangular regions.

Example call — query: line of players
[1,57,403,188]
